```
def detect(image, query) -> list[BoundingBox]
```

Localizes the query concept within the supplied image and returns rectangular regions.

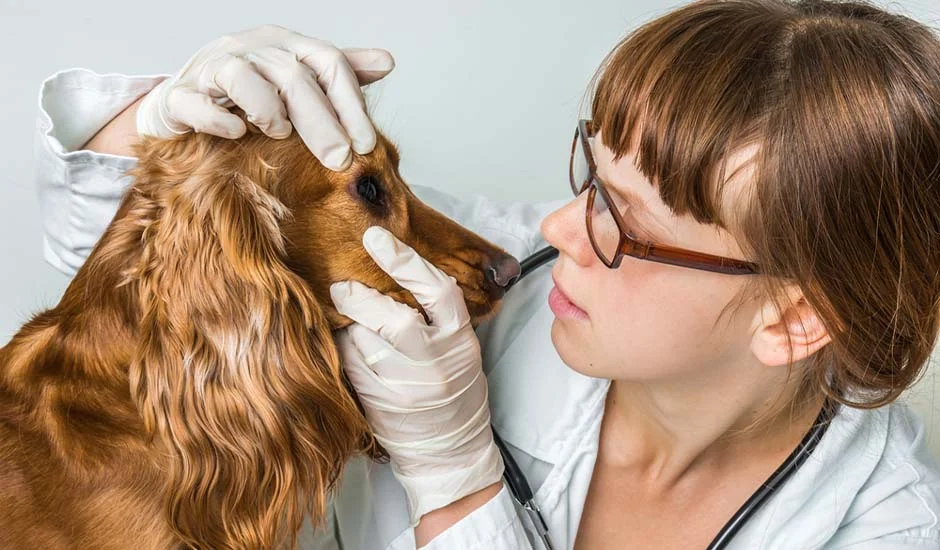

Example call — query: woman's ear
[125,140,373,550]
[750,286,832,368]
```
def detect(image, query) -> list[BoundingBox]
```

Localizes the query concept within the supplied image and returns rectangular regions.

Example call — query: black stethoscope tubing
[495,245,838,550]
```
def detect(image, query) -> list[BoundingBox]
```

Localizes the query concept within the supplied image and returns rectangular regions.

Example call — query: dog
[0,119,520,550]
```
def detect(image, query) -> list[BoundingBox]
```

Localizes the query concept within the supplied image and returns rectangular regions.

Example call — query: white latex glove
[136,24,394,170]
[330,226,504,526]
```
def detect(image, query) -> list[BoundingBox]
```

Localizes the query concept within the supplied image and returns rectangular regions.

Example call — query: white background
[2,0,939,456]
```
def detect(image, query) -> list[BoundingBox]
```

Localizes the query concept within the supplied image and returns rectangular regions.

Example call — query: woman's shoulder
[879,400,939,465]
[866,401,940,513]
[737,400,940,548]
[841,400,939,485]
[820,401,940,547]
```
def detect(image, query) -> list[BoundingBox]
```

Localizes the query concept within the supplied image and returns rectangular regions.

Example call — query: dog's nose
[486,254,522,289]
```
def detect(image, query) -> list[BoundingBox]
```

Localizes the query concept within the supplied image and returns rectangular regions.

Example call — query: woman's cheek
[594,275,697,373]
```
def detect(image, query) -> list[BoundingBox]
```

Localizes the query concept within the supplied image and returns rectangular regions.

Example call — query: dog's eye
[356,175,384,206]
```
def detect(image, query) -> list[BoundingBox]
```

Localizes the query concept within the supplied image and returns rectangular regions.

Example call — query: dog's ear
[125,136,373,550]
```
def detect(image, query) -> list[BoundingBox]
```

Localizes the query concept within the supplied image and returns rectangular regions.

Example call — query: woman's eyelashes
[606,193,649,241]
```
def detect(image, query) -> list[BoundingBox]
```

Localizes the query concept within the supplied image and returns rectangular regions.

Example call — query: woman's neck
[599,362,823,493]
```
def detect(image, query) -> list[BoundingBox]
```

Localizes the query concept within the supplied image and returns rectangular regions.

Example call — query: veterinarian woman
[31,0,940,548]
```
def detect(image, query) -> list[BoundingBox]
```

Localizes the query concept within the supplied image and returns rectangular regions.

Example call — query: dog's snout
[486,254,522,289]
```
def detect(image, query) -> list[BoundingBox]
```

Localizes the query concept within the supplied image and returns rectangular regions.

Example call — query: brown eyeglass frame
[570,119,760,275]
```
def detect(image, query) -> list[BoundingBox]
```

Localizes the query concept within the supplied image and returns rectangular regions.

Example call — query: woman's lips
[549,275,589,320]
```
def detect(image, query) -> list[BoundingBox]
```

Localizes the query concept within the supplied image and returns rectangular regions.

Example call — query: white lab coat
[30,68,940,549]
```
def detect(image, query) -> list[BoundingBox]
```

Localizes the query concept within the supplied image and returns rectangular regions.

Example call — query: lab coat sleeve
[390,485,534,550]
[34,68,167,276]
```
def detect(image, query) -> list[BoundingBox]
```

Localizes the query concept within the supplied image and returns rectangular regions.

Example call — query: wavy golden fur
[0,120,516,549]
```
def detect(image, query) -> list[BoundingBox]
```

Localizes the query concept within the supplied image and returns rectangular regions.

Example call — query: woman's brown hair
[591,0,940,408]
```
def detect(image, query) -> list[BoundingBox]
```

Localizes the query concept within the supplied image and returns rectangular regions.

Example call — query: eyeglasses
[569,119,760,275]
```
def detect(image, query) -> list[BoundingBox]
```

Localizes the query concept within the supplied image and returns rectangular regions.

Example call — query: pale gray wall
[2,0,940,456]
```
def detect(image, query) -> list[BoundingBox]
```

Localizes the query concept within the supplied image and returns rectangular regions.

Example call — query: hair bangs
[589,0,789,230]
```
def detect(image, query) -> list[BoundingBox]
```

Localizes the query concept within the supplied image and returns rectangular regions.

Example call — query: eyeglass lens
[572,133,622,265]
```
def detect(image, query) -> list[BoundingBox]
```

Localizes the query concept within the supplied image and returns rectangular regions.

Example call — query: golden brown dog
[0,122,520,550]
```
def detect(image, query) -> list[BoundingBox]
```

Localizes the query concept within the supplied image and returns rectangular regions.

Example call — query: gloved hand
[330,226,504,526]
[136,24,394,170]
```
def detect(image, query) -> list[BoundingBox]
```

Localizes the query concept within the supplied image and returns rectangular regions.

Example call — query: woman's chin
[550,321,602,378]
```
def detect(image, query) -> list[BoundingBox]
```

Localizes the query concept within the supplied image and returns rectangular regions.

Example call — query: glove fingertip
[263,118,293,139]
[362,225,392,250]
[228,116,249,137]
[330,279,380,309]
[206,115,247,139]
[343,47,396,84]
[329,280,353,306]
[319,144,353,171]
[351,130,377,155]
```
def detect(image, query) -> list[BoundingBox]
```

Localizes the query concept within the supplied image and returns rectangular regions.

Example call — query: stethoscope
[493,245,839,550]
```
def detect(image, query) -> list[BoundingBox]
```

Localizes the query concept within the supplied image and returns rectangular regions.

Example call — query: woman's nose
[485,253,522,289]
[541,198,593,266]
